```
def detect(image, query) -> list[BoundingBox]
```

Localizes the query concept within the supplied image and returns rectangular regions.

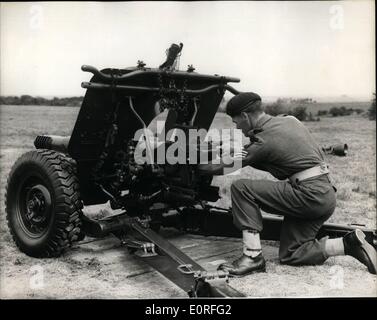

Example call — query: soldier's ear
[240,112,248,120]
[241,112,253,127]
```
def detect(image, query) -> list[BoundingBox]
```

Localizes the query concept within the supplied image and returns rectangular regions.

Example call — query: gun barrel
[34,135,70,154]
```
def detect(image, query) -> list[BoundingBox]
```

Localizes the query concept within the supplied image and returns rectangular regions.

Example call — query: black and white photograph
[0,1,376,301]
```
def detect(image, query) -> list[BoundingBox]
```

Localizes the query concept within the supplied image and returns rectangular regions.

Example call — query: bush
[340,106,353,116]
[307,112,320,121]
[331,107,341,117]
[329,106,353,117]
[264,103,308,121]
[264,102,288,116]
[329,107,340,117]
[369,94,376,120]
[317,110,328,116]
[291,106,308,121]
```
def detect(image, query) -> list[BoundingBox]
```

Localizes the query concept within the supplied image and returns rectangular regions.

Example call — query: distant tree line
[220,95,375,121]
[263,97,321,121]
[0,95,83,107]
[263,103,316,122]
[318,106,364,117]
[275,97,317,104]
[219,96,318,121]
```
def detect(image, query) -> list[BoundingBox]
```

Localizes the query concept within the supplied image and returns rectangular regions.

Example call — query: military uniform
[231,113,336,265]
[200,92,376,275]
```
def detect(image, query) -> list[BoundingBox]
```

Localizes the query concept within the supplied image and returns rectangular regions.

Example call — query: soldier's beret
[226,92,262,117]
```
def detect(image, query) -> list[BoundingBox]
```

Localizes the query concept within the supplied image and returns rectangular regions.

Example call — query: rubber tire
[5,149,83,258]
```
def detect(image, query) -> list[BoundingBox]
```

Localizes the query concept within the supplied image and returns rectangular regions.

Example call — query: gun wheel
[5,149,83,258]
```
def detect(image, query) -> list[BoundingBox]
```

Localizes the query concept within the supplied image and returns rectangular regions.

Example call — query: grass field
[0,104,376,298]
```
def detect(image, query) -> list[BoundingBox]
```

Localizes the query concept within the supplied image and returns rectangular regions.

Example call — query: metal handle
[81,81,241,96]
[177,264,195,274]
[81,65,240,83]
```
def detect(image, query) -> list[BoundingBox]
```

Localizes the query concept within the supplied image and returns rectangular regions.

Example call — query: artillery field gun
[5,43,376,297]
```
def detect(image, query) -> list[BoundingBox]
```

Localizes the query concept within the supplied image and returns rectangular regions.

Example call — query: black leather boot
[217,253,266,277]
[343,229,377,274]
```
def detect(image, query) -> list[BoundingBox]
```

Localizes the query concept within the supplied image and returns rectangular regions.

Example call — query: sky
[0,1,375,100]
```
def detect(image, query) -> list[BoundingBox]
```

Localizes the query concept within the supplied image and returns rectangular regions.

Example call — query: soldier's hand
[218,141,236,157]
[233,148,248,159]
[221,148,248,165]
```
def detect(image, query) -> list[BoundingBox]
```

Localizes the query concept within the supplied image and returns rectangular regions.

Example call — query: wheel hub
[23,184,52,234]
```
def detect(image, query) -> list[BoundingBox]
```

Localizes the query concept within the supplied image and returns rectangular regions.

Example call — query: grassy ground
[0,104,376,298]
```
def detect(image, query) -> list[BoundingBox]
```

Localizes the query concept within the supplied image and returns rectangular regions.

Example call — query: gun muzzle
[322,144,348,156]
[34,135,70,154]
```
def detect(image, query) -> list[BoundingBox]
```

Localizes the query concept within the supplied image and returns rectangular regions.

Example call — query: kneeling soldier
[198,92,377,277]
